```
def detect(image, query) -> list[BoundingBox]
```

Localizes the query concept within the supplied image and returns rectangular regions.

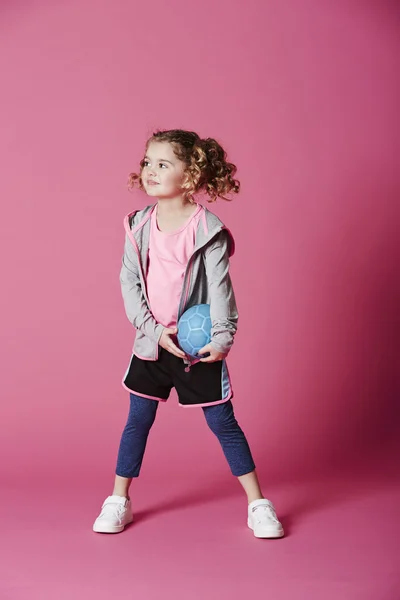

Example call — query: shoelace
[253,504,279,525]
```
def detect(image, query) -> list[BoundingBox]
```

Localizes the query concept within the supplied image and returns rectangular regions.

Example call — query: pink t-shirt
[146,204,202,329]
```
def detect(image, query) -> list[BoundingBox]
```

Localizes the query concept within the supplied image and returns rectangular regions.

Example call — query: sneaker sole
[93,517,133,534]
[247,519,284,538]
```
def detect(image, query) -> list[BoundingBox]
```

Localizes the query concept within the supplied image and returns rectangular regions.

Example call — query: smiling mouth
[147,180,159,186]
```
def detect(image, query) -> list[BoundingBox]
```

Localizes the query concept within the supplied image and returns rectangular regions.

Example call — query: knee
[204,403,237,436]
[126,395,157,432]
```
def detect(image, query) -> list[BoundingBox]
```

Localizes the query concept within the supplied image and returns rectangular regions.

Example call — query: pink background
[1,1,399,599]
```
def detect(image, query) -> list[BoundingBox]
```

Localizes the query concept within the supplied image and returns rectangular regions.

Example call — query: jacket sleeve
[203,231,238,354]
[119,233,164,344]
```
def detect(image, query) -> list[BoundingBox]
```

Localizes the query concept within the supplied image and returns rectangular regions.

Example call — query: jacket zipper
[179,255,195,372]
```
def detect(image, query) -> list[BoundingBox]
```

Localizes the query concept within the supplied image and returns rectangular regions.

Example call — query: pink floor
[2,464,399,600]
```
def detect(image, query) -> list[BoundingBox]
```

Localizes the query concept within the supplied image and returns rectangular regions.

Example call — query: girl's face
[142,141,186,199]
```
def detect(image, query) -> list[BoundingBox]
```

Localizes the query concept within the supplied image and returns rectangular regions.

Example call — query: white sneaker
[93,495,133,533]
[247,499,284,538]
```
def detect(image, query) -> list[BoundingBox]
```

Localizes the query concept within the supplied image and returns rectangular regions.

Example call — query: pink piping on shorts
[121,381,168,402]
[178,390,233,408]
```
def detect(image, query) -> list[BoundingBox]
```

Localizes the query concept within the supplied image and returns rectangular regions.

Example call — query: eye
[142,160,149,167]
[159,163,168,169]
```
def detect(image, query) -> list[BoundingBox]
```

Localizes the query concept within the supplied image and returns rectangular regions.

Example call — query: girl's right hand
[159,328,186,359]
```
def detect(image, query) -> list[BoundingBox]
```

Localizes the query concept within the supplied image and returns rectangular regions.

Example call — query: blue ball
[177,304,211,358]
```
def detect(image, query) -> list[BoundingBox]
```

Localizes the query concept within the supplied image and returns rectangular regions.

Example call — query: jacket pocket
[133,330,158,361]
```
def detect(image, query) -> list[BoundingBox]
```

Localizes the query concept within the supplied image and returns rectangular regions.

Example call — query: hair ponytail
[196,137,240,202]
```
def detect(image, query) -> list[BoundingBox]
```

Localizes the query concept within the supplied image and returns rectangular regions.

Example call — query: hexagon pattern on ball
[177,304,211,358]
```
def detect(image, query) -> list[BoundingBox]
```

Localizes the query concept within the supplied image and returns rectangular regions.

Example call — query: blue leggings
[116,394,256,478]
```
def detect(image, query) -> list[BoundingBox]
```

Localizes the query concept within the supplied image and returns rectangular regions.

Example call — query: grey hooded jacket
[120,203,238,365]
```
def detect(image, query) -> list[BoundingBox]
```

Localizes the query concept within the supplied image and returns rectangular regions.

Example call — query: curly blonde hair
[128,129,240,203]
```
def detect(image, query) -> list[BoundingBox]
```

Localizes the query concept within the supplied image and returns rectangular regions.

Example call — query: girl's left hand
[197,344,227,363]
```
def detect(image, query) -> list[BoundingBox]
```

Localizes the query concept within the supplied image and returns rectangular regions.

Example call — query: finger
[168,346,185,358]
[168,342,186,358]
[198,344,211,356]
[200,355,216,363]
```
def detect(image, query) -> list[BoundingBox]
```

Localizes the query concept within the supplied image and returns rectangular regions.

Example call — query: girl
[93,129,284,539]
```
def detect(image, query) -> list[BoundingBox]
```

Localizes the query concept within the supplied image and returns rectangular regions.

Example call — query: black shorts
[122,348,233,407]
